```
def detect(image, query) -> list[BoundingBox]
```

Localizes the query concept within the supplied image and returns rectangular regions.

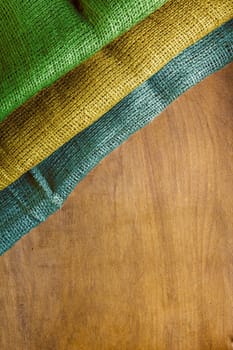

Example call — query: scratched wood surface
[0,63,232,350]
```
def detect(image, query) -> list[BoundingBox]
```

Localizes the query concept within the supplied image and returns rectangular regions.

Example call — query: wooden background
[0,63,232,350]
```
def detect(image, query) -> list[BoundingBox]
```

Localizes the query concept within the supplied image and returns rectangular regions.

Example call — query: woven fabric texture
[0,0,167,122]
[0,20,232,255]
[0,0,232,191]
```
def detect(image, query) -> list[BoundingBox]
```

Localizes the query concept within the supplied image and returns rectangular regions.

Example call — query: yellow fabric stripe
[0,0,232,190]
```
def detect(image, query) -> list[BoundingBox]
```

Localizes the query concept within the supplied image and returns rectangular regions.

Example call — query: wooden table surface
[0,63,232,350]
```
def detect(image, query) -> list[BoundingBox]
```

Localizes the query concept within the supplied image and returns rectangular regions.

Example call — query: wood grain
[0,63,232,350]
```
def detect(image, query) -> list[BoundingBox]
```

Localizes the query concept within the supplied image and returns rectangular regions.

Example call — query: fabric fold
[0,20,232,255]
[0,0,167,122]
[0,0,232,191]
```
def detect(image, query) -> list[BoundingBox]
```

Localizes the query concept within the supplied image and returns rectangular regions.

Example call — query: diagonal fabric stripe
[0,0,232,190]
[0,0,167,122]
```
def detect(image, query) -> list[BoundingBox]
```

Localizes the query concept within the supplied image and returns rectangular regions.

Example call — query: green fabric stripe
[0,0,167,122]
